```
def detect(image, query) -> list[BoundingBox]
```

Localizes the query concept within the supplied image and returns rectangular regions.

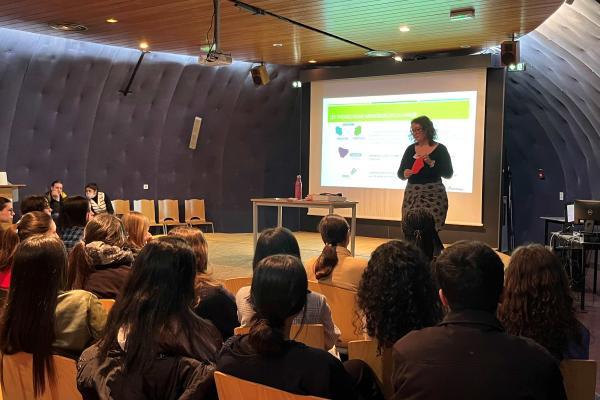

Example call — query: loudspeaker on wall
[251,65,270,85]
[189,116,202,150]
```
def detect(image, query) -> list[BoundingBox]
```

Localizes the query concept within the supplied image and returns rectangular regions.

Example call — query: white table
[251,198,358,255]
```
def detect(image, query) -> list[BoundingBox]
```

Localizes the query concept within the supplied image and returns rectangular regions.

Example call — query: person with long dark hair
[77,236,222,399]
[357,240,442,351]
[59,196,90,252]
[398,115,453,230]
[219,254,382,400]
[236,227,340,349]
[169,226,238,340]
[498,244,589,360]
[68,213,133,299]
[305,214,366,291]
[402,208,442,262]
[20,195,52,216]
[0,196,14,224]
[0,235,107,397]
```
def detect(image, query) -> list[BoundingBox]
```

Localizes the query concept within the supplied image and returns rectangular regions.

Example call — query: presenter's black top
[397,143,453,185]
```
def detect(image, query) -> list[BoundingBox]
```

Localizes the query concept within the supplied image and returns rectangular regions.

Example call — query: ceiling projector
[198,51,232,66]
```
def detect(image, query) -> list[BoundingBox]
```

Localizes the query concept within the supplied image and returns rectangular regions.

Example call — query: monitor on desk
[566,203,575,223]
[574,200,600,233]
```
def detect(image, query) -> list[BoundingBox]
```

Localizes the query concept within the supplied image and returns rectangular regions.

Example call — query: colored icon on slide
[338,147,349,158]
[354,126,362,136]
[351,168,357,175]
[335,126,343,135]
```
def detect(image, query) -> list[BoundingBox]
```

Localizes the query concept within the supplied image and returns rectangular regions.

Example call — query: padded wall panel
[504,0,600,244]
[0,28,300,231]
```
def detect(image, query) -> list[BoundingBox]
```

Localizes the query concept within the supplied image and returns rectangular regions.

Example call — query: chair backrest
[560,359,597,400]
[99,299,115,313]
[214,371,326,400]
[185,199,207,222]
[307,280,364,344]
[1,352,82,400]
[157,199,181,223]
[348,339,393,398]
[133,200,157,224]
[233,324,326,350]
[111,199,130,216]
[223,277,252,296]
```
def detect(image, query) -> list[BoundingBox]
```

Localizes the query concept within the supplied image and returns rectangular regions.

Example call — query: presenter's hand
[403,169,414,178]
[51,189,60,201]
[423,156,436,167]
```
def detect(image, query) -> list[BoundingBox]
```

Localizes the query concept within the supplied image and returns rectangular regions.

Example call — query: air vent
[48,22,88,32]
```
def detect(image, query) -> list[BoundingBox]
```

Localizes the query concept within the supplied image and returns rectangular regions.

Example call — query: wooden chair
[234,324,326,350]
[133,199,163,234]
[157,199,186,233]
[560,359,596,400]
[348,339,393,398]
[111,199,130,217]
[214,371,326,400]
[99,299,115,313]
[223,277,252,296]
[307,280,364,345]
[1,352,82,399]
[184,199,214,233]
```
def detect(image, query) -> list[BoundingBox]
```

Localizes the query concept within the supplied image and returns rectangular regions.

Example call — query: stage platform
[204,231,390,280]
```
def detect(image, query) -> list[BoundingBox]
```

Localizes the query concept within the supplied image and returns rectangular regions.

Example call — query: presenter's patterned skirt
[402,181,448,230]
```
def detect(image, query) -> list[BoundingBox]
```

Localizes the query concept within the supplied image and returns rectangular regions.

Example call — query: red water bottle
[294,175,302,200]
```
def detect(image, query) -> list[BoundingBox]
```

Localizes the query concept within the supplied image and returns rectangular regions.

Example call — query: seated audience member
[402,209,442,262]
[219,254,383,400]
[121,211,152,256]
[357,240,442,351]
[0,235,107,397]
[85,183,114,215]
[0,211,57,294]
[68,214,133,299]
[59,196,90,252]
[498,244,589,360]
[305,214,366,291]
[236,227,340,349]
[392,241,567,400]
[0,196,14,224]
[169,227,238,340]
[46,180,67,220]
[77,237,221,399]
[20,195,52,215]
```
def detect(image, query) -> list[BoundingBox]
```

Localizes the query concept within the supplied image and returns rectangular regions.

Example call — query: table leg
[581,248,586,311]
[544,220,549,246]
[350,205,357,256]
[328,205,334,214]
[594,250,598,295]
[277,206,283,228]
[253,203,258,250]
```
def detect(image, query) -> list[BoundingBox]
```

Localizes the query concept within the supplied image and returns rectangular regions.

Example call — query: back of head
[20,195,50,215]
[168,226,208,273]
[314,214,349,279]
[498,244,578,358]
[402,209,440,261]
[0,235,67,396]
[252,227,301,270]
[358,240,442,349]
[433,240,504,313]
[248,254,308,355]
[58,196,89,229]
[99,236,217,370]
[122,211,150,250]
[17,211,54,241]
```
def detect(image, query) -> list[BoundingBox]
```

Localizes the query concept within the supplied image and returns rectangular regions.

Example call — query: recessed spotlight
[450,7,475,21]
[308,60,317,64]
[460,44,471,49]
[399,26,410,32]
[139,42,149,50]
[48,22,88,32]
[394,55,403,62]
[106,18,119,23]
[272,43,283,47]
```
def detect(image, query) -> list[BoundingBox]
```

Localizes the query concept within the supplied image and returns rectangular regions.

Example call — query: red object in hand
[411,157,425,174]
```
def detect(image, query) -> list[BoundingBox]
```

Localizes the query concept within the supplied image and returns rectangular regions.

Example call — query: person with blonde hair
[121,211,151,255]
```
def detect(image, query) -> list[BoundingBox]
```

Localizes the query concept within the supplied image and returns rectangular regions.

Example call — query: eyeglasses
[410,128,425,134]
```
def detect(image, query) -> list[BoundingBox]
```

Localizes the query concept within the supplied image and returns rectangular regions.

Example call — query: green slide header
[327,99,470,122]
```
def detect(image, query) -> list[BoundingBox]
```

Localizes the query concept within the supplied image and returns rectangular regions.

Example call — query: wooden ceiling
[0,0,564,65]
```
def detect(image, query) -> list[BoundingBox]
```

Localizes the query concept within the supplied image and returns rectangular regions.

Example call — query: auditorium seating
[133,199,164,233]
[214,371,327,400]
[348,339,393,398]
[560,359,596,400]
[185,199,215,232]
[234,324,326,350]
[157,199,186,232]
[223,276,252,296]
[111,199,131,217]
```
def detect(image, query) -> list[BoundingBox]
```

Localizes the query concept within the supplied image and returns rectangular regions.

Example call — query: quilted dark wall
[0,28,301,231]
[504,0,600,245]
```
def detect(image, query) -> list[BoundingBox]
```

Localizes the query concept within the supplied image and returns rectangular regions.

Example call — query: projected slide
[321,91,477,193]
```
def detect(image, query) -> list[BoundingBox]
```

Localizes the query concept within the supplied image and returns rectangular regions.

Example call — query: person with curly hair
[498,244,589,360]
[357,240,442,351]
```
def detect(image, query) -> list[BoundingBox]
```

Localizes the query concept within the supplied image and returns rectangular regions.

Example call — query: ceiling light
[450,7,475,21]
[48,22,88,32]
[139,42,149,50]
[272,43,283,47]
[308,60,317,64]
[399,26,410,32]
[365,50,396,57]
[394,55,403,62]
[106,18,119,23]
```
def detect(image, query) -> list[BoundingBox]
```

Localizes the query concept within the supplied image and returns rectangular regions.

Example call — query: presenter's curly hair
[498,244,582,359]
[357,240,442,351]
[411,115,437,144]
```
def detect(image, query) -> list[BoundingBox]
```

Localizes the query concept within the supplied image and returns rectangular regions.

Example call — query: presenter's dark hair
[20,195,50,215]
[433,240,504,313]
[0,197,10,212]
[357,240,442,351]
[411,115,437,144]
[85,183,99,192]
[314,214,349,279]
[252,227,301,270]
[248,254,308,355]
[50,180,62,187]
[58,196,89,229]
[402,209,440,262]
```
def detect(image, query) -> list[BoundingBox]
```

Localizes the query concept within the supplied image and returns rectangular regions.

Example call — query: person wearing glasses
[397,116,453,230]
[0,197,14,224]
